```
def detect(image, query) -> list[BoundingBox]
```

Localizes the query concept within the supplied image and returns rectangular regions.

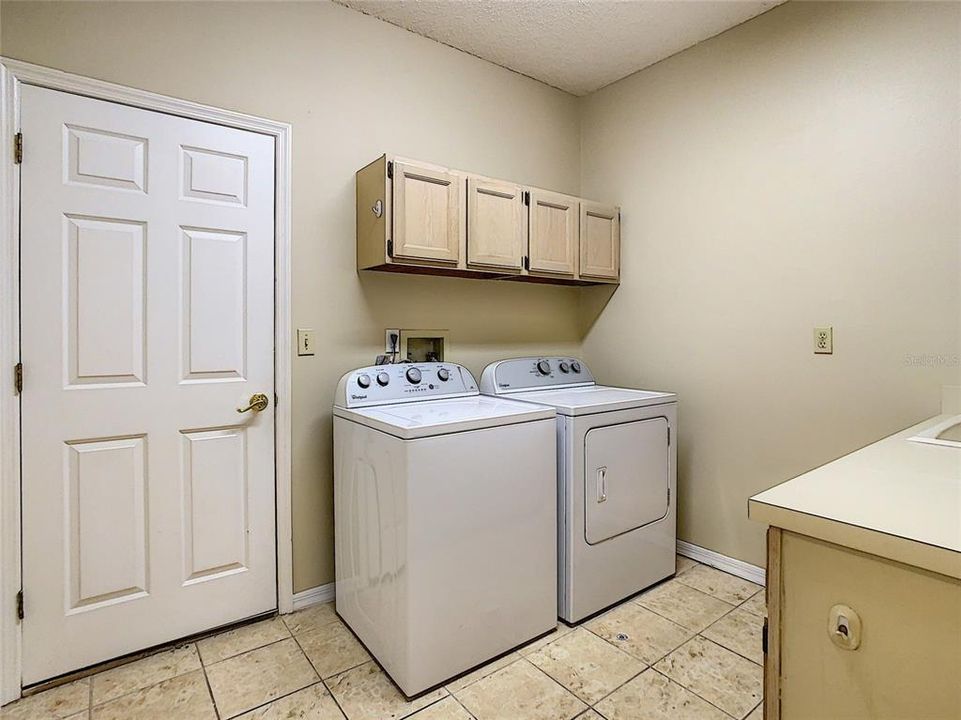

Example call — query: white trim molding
[291,583,336,612]
[0,57,293,703]
[677,539,766,587]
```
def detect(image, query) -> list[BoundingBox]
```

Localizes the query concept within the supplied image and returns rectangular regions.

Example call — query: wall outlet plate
[814,326,833,354]
[297,328,315,356]
[385,328,400,354]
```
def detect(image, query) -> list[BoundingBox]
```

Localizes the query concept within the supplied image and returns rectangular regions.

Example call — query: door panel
[392,161,461,263]
[579,201,620,280]
[467,177,525,270]
[584,418,669,545]
[20,85,276,684]
[528,190,576,276]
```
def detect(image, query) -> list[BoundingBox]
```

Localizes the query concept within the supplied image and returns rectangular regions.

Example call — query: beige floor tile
[297,619,371,679]
[64,713,89,720]
[740,590,766,618]
[635,580,733,632]
[198,617,291,665]
[702,607,764,664]
[326,661,447,720]
[574,712,603,720]
[517,623,575,657]
[407,697,475,719]
[675,555,699,575]
[453,659,586,720]
[234,683,346,719]
[283,602,340,636]
[526,628,644,705]
[91,645,201,705]
[675,565,763,606]
[654,637,762,719]
[745,702,764,720]
[586,601,695,665]
[594,670,729,720]
[91,669,215,720]
[1,679,89,719]
[445,653,521,694]
[206,637,319,718]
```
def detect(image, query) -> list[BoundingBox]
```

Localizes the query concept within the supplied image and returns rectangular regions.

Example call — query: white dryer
[333,362,557,696]
[480,357,677,623]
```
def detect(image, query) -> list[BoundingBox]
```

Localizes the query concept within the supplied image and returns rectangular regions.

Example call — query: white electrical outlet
[814,326,833,354]
[385,328,400,354]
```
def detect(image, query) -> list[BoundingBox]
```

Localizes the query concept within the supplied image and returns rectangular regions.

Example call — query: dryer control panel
[479,357,596,395]
[335,362,478,408]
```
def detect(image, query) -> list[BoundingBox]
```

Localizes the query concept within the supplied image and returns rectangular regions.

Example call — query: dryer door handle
[596,467,608,503]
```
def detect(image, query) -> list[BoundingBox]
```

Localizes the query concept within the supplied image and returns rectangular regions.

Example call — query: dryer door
[584,417,669,544]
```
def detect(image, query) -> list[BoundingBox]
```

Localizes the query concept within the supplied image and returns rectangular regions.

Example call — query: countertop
[749,414,961,579]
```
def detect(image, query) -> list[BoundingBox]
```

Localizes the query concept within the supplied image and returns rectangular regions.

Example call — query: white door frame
[0,58,294,703]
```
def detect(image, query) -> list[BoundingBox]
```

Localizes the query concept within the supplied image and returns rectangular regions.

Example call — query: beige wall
[0,0,584,592]
[2,0,958,586]
[579,1,961,567]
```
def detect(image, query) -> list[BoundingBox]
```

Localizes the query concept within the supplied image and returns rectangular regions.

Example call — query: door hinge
[387,238,394,257]
[523,256,530,271]
[523,191,530,206]
[762,617,768,654]
[14,133,22,165]
[14,362,22,395]
[16,590,23,621]
[667,487,671,506]
[387,160,393,179]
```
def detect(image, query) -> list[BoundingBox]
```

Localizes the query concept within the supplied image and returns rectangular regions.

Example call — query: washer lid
[511,385,676,416]
[333,395,555,439]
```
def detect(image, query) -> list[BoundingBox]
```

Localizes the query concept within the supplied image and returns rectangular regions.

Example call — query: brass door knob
[237,393,270,414]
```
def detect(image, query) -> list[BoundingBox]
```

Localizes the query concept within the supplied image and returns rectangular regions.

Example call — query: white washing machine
[333,362,557,696]
[480,357,677,623]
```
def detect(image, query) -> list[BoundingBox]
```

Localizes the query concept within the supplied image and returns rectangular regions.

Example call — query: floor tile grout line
[202,635,294,672]
[513,656,588,710]
[217,678,327,720]
[320,673,351,720]
[645,667,741,720]
[698,624,764,667]
[199,664,222,720]
[578,616,681,667]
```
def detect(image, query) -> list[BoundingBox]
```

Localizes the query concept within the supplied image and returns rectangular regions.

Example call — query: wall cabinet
[528,190,577,277]
[356,154,620,285]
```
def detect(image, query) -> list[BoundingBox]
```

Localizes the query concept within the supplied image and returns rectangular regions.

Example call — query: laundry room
[0,1,958,719]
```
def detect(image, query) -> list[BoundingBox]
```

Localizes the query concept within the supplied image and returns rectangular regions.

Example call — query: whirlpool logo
[350,393,368,400]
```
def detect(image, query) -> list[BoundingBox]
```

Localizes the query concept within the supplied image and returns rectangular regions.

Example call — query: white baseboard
[291,582,335,611]
[677,539,766,586]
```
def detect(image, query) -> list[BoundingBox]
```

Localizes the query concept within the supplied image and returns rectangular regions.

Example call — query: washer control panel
[337,362,478,408]
[479,357,595,395]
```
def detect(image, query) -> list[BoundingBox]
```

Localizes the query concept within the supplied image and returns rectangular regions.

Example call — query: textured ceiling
[337,0,784,96]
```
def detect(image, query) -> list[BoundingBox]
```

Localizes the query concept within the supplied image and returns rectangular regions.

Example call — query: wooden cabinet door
[528,190,576,276]
[467,177,525,270]
[392,161,461,264]
[580,201,620,280]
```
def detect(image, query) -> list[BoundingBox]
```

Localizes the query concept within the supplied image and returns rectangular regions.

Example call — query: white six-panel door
[20,85,277,684]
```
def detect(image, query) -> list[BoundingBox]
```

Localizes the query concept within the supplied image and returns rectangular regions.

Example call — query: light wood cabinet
[528,189,577,277]
[356,154,620,285]
[579,201,620,281]
[467,176,525,271]
[392,160,462,265]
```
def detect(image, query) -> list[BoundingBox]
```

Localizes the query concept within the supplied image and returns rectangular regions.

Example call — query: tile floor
[2,557,765,720]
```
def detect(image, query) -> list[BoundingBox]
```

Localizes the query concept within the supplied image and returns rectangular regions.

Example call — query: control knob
[571,361,582,373]
[536,360,551,375]
[356,373,371,389]
[559,362,570,373]
[437,368,450,382]
[376,372,390,386]
[406,367,422,384]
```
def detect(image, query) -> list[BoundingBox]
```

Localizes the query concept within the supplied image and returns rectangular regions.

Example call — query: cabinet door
[528,190,576,276]
[580,201,620,280]
[467,177,525,270]
[392,161,461,264]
